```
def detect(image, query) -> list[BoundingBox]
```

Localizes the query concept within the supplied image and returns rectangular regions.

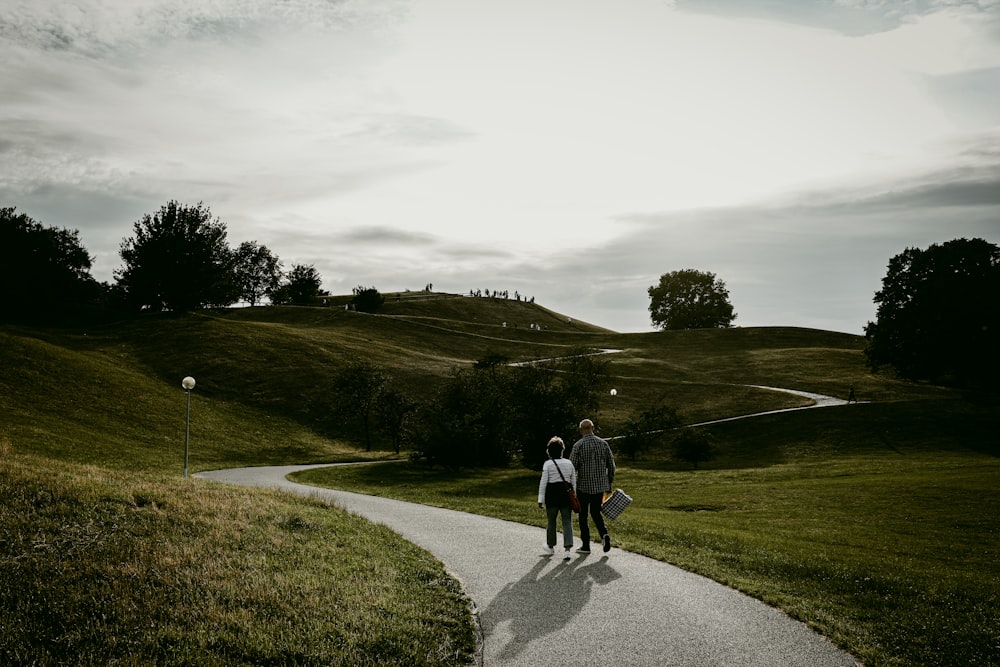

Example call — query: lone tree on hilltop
[865,237,1000,389]
[351,285,384,313]
[233,241,282,306]
[0,207,100,319]
[648,269,736,330]
[116,201,237,312]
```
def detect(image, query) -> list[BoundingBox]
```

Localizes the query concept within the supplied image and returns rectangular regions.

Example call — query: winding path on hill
[510,345,855,429]
[688,385,853,427]
[198,382,859,667]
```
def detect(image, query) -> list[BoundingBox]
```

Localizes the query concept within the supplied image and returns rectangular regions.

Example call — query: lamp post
[182,376,196,477]
[610,388,617,435]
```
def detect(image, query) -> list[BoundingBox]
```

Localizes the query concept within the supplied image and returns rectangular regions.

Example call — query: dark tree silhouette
[411,363,516,468]
[865,238,1000,388]
[0,207,100,320]
[376,388,416,455]
[116,201,237,312]
[233,241,282,306]
[618,401,681,461]
[648,269,736,330]
[512,351,611,469]
[672,429,716,469]
[273,264,323,306]
[412,351,609,469]
[333,360,387,451]
[351,285,384,313]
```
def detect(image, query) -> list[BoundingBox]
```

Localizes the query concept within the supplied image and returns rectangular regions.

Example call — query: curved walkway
[197,464,859,666]
[688,385,852,427]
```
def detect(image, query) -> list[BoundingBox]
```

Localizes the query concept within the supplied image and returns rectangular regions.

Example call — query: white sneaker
[562,550,571,561]
[542,546,555,555]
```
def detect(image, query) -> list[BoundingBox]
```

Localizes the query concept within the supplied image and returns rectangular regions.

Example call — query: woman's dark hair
[546,436,565,459]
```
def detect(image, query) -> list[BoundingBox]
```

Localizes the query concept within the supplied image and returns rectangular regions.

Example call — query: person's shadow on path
[481,555,622,662]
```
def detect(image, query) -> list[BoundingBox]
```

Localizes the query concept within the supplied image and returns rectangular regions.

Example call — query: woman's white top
[537,458,577,503]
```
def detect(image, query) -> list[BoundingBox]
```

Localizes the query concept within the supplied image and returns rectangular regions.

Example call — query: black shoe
[576,546,591,554]
[603,534,611,552]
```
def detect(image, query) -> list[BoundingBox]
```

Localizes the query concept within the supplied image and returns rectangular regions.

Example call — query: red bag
[567,488,581,514]
[553,460,581,513]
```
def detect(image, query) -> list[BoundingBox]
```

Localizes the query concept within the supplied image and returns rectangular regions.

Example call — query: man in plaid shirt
[569,418,616,553]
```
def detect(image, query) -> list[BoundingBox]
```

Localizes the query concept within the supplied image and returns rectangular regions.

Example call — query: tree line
[4,199,996,457]
[647,240,999,391]
[2,201,334,319]
[328,351,715,470]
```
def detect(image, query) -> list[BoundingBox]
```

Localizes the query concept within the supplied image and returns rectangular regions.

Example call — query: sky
[2,0,999,334]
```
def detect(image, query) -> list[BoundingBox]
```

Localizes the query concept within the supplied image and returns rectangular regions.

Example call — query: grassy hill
[0,295,944,471]
[1,294,997,666]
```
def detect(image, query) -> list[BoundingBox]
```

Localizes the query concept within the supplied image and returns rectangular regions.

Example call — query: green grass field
[0,450,475,666]
[295,401,999,666]
[2,294,997,666]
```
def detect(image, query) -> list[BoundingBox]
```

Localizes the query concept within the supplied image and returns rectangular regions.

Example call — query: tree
[0,207,100,319]
[617,401,681,461]
[475,352,510,368]
[351,285,384,313]
[411,363,517,468]
[376,388,416,454]
[333,361,387,451]
[671,429,716,469]
[864,238,1000,388]
[648,269,736,330]
[233,241,282,306]
[273,264,323,306]
[116,201,237,312]
[513,351,610,469]
[411,350,610,469]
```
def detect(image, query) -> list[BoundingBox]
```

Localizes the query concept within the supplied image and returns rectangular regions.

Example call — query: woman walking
[537,436,577,560]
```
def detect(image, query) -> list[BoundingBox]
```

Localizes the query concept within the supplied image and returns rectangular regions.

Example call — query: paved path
[197,464,859,667]
[689,385,852,427]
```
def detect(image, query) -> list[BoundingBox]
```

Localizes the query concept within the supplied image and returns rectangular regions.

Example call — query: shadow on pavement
[481,555,622,662]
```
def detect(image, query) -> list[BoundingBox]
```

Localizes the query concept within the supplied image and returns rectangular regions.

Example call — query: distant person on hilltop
[569,419,616,554]
[847,384,857,404]
[537,437,577,561]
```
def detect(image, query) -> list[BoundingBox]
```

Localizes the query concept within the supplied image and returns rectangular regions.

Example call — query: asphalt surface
[688,385,852,427]
[196,464,859,667]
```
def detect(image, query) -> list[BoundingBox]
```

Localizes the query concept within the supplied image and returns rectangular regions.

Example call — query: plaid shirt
[569,433,616,494]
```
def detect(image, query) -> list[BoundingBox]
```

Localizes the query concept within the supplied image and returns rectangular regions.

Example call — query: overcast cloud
[2,0,998,334]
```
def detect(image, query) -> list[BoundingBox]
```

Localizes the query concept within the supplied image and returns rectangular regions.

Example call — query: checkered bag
[600,488,633,520]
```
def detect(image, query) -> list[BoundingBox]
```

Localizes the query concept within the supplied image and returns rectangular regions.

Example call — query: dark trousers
[545,504,574,548]
[577,491,608,545]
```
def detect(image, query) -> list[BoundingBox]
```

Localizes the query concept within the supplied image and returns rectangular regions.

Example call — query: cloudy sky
[2,0,998,334]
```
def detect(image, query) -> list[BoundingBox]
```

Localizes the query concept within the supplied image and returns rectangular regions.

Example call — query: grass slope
[0,450,475,666]
[2,295,997,666]
[296,400,999,667]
